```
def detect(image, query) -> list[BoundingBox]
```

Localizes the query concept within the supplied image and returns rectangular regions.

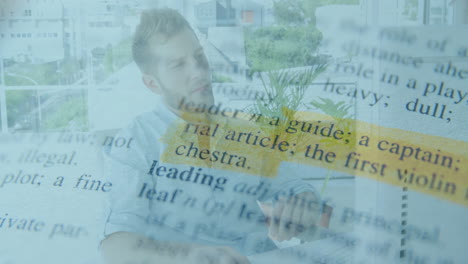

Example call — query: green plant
[273,0,360,26]
[402,0,418,21]
[5,61,58,85]
[42,97,88,132]
[247,65,327,182]
[251,65,326,131]
[307,97,355,195]
[6,90,37,128]
[309,98,352,119]
[5,58,83,86]
[99,37,133,82]
[244,26,324,73]
[212,74,234,83]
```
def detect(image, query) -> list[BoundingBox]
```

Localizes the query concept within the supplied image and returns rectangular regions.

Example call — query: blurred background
[1,0,466,133]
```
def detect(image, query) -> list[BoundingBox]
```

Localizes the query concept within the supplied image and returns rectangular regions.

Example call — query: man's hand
[258,191,320,242]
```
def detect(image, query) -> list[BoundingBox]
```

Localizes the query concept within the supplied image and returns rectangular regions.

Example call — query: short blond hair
[132,8,193,74]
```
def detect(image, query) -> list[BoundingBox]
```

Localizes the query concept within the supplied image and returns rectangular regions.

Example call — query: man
[100,8,320,264]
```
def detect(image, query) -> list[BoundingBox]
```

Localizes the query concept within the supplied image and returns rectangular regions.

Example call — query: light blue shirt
[103,97,319,255]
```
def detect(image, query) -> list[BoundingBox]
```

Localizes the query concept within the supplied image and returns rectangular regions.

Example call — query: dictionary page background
[0,0,467,263]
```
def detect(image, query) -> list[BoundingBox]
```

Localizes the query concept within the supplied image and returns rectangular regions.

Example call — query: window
[4,89,89,132]
[2,66,90,132]
[0,15,134,134]
[422,0,460,25]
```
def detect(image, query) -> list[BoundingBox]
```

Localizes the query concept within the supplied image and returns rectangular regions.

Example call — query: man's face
[147,28,214,111]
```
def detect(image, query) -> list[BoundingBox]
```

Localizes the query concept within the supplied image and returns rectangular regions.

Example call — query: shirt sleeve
[101,127,153,238]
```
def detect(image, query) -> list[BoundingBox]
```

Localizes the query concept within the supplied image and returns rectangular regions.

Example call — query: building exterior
[423,0,468,24]
[0,0,137,63]
[195,0,265,31]
[0,0,65,62]
[234,0,264,26]
[83,0,130,50]
[195,0,236,30]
